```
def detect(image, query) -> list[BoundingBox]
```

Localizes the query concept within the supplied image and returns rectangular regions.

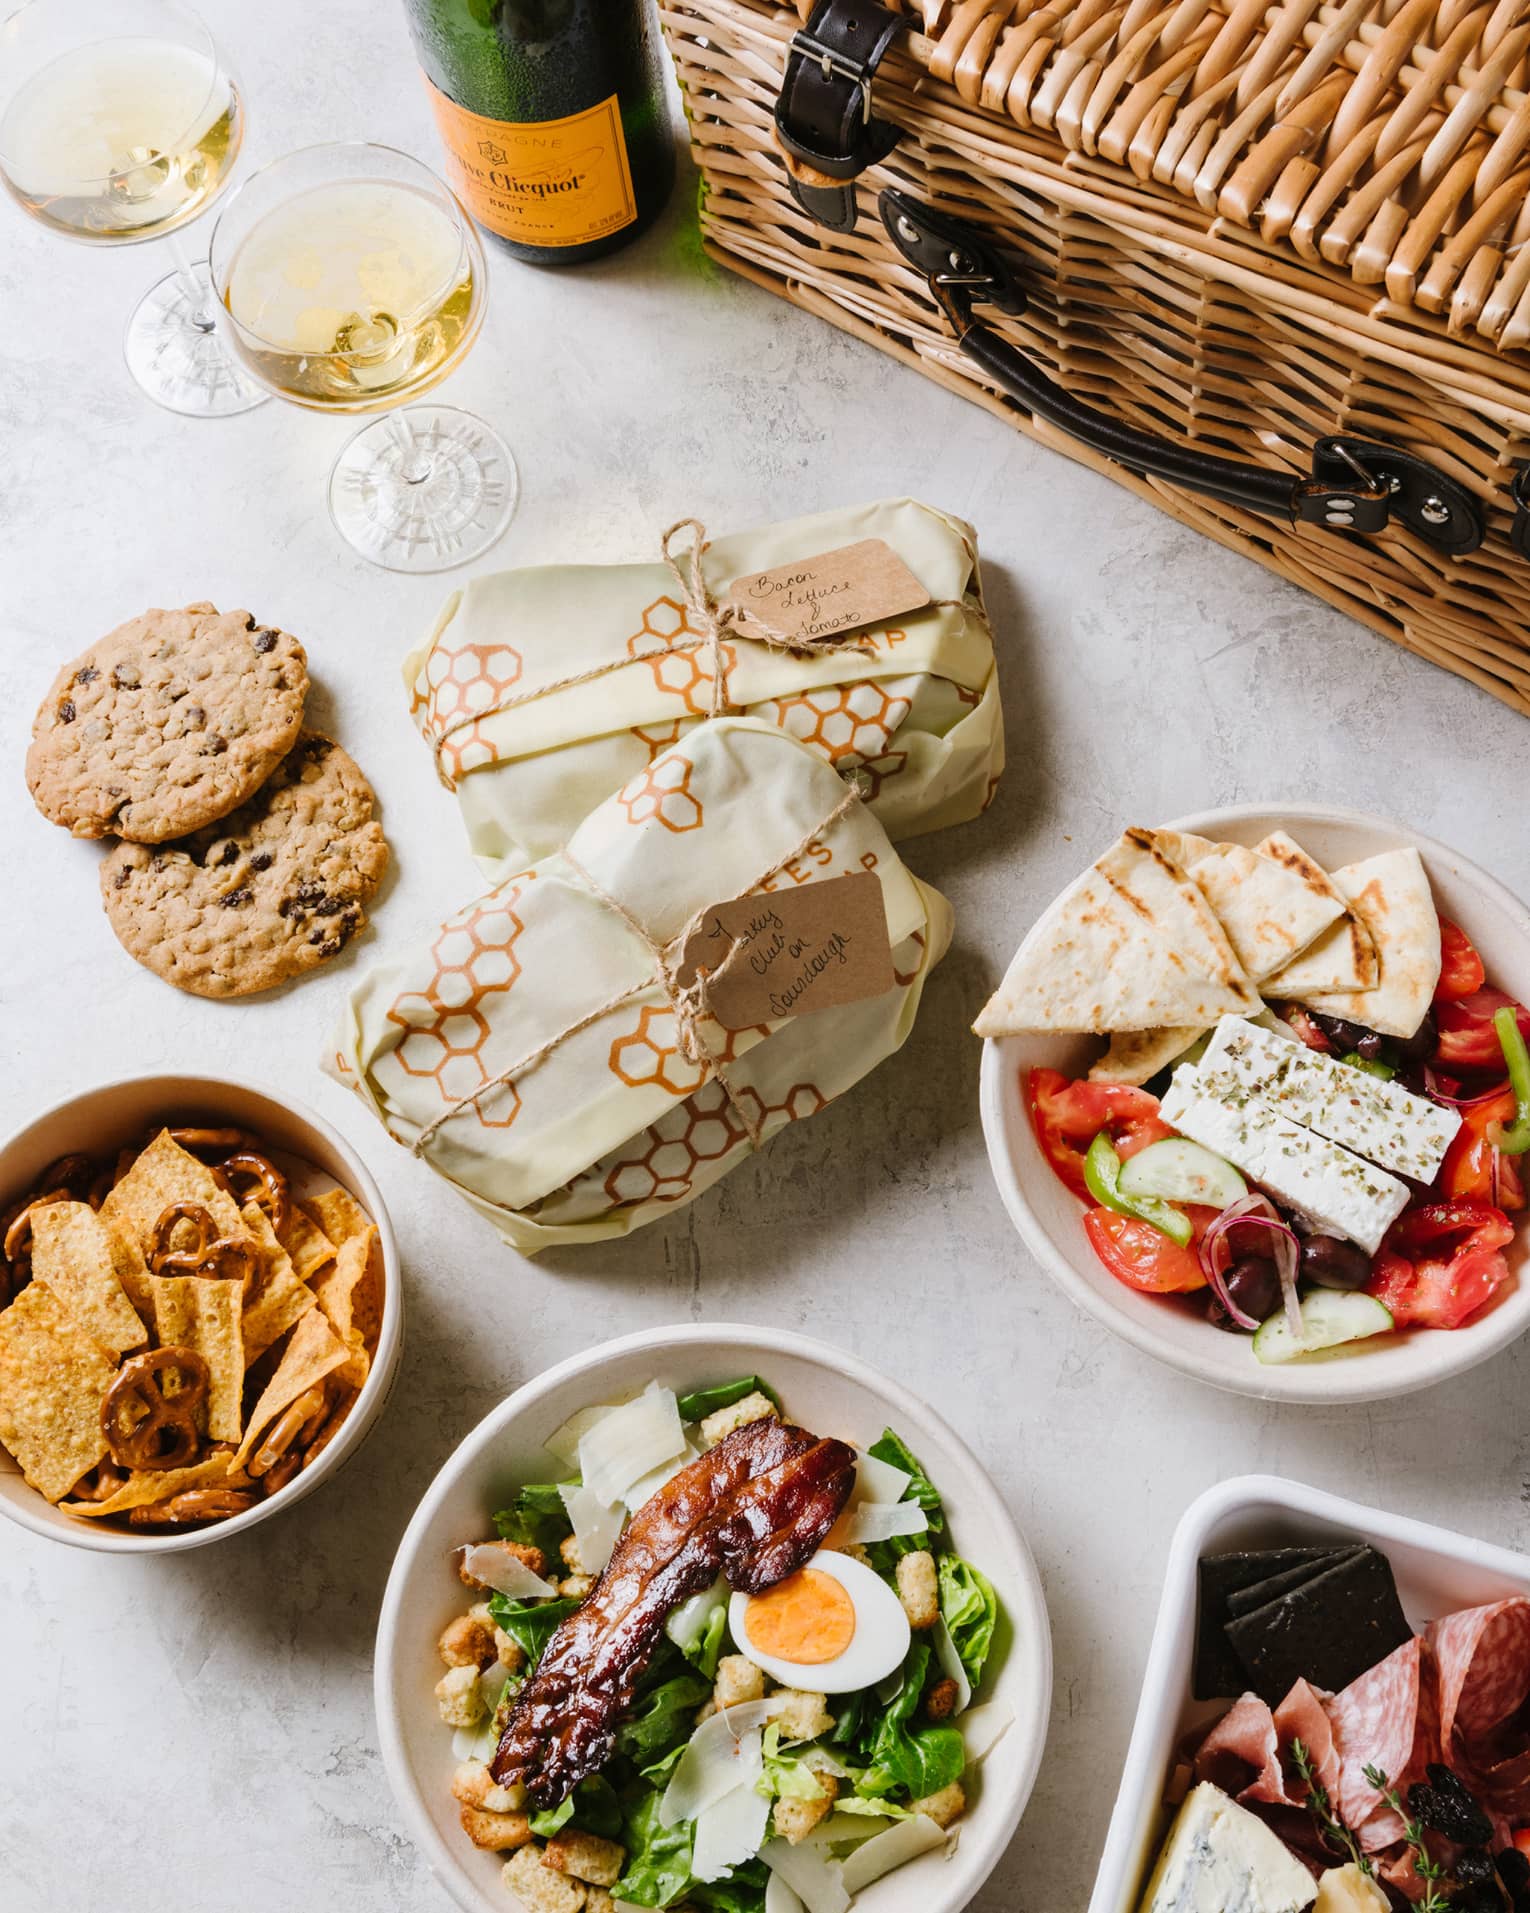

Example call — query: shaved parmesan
[451,1723,496,1762]
[842,1501,928,1545]
[932,1617,972,1715]
[559,1481,625,1577]
[840,1813,949,1892]
[761,1839,850,1913]
[854,1452,912,1506]
[623,1436,701,1513]
[458,1544,556,1599]
[543,1401,616,1470]
[666,1574,728,1657]
[660,1702,775,1826]
[578,1382,686,1508]
[803,1808,902,1850]
[765,1874,807,1913]
[691,1779,772,1882]
[476,1660,510,1711]
[959,1700,1014,1764]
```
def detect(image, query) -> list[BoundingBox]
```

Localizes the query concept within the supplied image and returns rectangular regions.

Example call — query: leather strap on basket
[774,0,906,232]
[880,188,1485,559]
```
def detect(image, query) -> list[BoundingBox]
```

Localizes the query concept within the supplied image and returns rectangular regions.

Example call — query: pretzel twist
[101,1347,209,1471]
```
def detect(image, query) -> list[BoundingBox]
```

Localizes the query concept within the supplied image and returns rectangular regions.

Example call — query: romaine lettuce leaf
[493,1481,575,1560]
[612,1669,713,1766]
[614,1789,695,1907]
[855,1642,966,1801]
[487,1593,578,1666]
[529,1774,624,1841]
[866,1431,944,1533]
[938,1553,998,1686]
[676,1376,781,1424]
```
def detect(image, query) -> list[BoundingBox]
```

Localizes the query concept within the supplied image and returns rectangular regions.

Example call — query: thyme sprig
[1362,1764,1451,1913]
[1291,1738,1373,1876]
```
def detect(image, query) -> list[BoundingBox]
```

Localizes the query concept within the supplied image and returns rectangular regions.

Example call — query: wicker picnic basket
[659,0,1530,713]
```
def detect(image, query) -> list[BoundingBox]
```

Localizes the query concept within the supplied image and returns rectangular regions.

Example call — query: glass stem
[166,230,217,333]
[388,412,434,486]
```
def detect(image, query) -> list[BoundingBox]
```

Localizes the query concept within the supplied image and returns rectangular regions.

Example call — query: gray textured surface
[4,10,1530,1910]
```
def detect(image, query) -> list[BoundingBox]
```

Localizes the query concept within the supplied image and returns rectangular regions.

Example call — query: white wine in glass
[0,0,264,416]
[211,143,517,573]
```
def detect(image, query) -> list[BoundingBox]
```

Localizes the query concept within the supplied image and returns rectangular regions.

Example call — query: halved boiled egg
[729,1548,910,1693]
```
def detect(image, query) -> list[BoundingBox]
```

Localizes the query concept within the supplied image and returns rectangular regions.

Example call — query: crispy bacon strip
[491,1418,855,1806]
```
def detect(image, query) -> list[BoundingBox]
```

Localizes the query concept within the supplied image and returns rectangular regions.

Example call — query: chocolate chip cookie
[99,734,388,998]
[26,603,308,842]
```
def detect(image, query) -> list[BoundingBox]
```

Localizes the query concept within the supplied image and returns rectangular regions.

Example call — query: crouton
[713,1654,766,1710]
[772,1688,835,1741]
[699,1391,778,1447]
[438,1612,498,1670]
[912,1780,966,1829]
[459,1539,546,1588]
[833,1541,873,1567]
[559,1532,586,1575]
[459,1803,533,1851]
[452,1761,524,1816]
[434,1662,487,1728]
[542,1828,625,1887]
[493,1630,527,1673]
[502,1844,585,1912]
[560,1574,594,1601]
[772,1771,839,1845]
[694,1696,718,1727]
[896,1550,939,1631]
[925,1676,960,1721]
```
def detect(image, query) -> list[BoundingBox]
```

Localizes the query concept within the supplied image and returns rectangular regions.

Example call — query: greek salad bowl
[979,806,1530,1404]
[0,1074,402,1553]
[374,1322,1052,1913]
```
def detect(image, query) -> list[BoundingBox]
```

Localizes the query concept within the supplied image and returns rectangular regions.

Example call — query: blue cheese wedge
[1137,1782,1317,1912]
[1201,1015,1460,1183]
[1159,1064,1411,1254]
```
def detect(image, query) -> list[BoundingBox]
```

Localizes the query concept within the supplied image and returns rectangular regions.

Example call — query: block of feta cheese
[1159,1065,1411,1255]
[1200,1016,1460,1184]
[1137,1782,1317,1912]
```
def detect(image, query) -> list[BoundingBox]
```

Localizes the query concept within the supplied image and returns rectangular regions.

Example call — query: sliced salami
[1326,1636,1439,1847]
[1429,1596,1530,1816]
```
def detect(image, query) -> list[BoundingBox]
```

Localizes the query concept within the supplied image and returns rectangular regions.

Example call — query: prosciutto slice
[1192,1680,1340,1809]
[1429,1596,1530,1818]
[1328,1637,1440,1849]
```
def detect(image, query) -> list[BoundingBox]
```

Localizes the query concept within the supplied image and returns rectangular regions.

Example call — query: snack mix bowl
[375,1321,1053,1913]
[980,804,1530,1406]
[0,1073,402,1554]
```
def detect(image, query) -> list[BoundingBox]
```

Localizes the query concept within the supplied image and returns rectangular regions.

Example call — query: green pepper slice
[1490,1005,1530,1156]
[1340,1050,1396,1081]
[1083,1132,1193,1247]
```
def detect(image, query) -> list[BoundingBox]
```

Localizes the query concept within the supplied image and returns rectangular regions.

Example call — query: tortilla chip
[276,1203,336,1283]
[1153,830,1348,984]
[100,1130,247,1257]
[232,1309,351,1471]
[0,1283,117,1502]
[238,1202,316,1363]
[302,1186,371,1247]
[975,829,1258,1036]
[1285,848,1442,1040]
[150,1275,244,1442]
[60,1452,244,1518]
[29,1202,148,1354]
[314,1224,383,1356]
[1089,1026,1204,1085]
[1258,831,1381,994]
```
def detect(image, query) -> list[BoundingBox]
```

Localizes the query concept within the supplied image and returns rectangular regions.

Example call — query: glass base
[327,405,518,573]
[123,263,269,418]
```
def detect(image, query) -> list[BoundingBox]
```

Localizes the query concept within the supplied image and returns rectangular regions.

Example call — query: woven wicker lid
[859,0,1530,352]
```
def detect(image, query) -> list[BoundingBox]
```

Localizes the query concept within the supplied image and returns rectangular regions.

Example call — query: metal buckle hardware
[789,30,875,122]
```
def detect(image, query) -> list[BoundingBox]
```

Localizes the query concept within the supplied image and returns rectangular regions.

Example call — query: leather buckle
[792,31,876,123]
[773,0,906,230]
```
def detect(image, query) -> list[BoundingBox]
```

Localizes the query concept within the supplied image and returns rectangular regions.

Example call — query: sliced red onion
[1200,1194,1302,1337]
[1423,1068,1509,1109]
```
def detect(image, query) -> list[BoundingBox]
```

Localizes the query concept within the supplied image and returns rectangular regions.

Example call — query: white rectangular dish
[1088,1473,1530,1912]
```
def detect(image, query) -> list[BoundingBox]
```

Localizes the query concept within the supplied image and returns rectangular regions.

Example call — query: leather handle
[878,189,1485,557]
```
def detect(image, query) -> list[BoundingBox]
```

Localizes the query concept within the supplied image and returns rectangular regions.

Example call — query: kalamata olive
[1299,1233,1373,1291]
[1209,1254,1281,1331]
[1313,1011,1387,1060]
[1395,1007,1438,1066]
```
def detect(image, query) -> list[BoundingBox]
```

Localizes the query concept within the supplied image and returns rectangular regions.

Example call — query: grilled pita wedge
[1258,831,1380,995]
[1284,848,1441,1038]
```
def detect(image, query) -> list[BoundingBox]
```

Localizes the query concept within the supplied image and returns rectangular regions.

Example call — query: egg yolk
[744,1568,857,1665]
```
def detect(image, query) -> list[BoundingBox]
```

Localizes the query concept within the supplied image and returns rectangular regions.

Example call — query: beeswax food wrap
[404,498,1002,873]
[328,718,953,1252]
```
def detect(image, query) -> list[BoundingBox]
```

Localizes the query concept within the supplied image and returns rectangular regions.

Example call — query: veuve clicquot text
[401,0,675,265]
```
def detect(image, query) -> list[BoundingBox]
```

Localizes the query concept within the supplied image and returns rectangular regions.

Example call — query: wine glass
[0,0,266,417]
[209,142,518,573]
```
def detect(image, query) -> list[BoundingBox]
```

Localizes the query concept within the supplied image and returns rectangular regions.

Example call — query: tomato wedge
[1025,1069,1175,1199]
[1434,989,1530,1071]
[1436,918,1486,1002]
[1368,1199,1514,1329]
[1083,1206,1216,1293]
[1438,1088,1527,1212]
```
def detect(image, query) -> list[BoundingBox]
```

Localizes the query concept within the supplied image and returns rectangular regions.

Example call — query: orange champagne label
[422,79,638,248]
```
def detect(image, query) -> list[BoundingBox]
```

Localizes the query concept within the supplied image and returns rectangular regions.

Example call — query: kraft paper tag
[677,871,896,1030]
[728,539,931,642]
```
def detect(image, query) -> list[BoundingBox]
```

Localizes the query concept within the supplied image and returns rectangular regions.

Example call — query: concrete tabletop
[5,8,1530,1909]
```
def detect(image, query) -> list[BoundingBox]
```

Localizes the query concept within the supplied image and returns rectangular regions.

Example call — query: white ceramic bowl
[1088,1474,1530,1912]
[981,804,1530,1404]
[0,1073,403,1553]
[375,1322,1052,1913]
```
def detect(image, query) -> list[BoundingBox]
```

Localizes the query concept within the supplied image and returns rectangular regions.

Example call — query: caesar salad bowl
[374,1322,1051,1913]
[980,805,1530,1405]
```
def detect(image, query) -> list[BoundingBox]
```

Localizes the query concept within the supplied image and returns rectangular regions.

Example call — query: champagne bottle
[402,0,675,266]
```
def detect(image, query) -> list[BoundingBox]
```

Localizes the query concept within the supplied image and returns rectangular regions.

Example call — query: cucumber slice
[1252,1290,1394,1364]
[1119,1137,1248,1209]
